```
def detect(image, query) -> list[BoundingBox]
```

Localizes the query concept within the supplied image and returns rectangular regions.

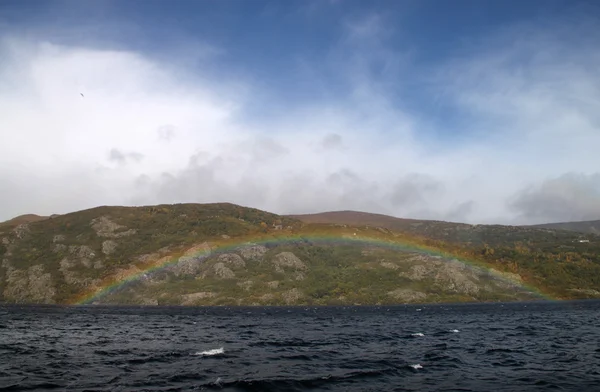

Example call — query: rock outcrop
[272,252,307,273]
[282,288,303,305]
[238,244,267,261]
[3,264,56,304]
[181,292,216,305]
[170,242,212,277]
[387,289,427,303]
[91,216,136,238]
[213,262,235,279]
[218,253,245,268]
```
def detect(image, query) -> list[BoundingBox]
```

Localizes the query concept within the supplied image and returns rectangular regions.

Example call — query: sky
[0,0,599,225]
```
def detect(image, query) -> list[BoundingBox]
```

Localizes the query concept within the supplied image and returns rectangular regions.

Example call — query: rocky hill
[1,204,600,305]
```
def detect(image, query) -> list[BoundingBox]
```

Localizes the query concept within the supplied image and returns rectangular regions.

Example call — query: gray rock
[170,243,212,277]
[218,253,245,268]
[387,289,427,303]
[13,224,30,240]
[214,262,235,279]
[90,216,136,238]
[3,264,56,304]
[181,292,216,305]
[171,256,204,277]
[102,240,118,255]
[282,288,303,305]
[53,244,67,253]
[93,260,104,270]
[380,261,399,270]
[238,244,268,261]
[434,260,480,294]
[272,252,307,273]
[69,245,96,259]
[237,280,253,291]
[260,293,275,302]
[266,281,279,289]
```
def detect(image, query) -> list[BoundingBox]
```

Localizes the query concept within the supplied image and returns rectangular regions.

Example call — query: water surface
[1,301,600,391]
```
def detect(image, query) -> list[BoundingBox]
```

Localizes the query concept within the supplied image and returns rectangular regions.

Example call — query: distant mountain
[288,210,590,247]
[287,210,470,237]
[527,220,600,235]
[1,204,599,305]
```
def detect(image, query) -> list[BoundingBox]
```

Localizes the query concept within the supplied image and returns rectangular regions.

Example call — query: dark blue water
[1,301,600,391]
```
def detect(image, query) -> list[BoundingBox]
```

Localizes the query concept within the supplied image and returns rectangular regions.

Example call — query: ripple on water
[1,301,600,391]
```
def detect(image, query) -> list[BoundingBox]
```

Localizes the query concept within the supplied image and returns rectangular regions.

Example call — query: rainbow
[74,231,554,304]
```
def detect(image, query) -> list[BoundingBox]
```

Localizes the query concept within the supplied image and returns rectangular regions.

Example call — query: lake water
[1,301,600,391]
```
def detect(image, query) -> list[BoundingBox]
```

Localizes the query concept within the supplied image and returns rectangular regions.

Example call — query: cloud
[344,13,386,41]
[509,173,600,224]
[436,17,600,162]
[0,9,599,226]
[108,148,144,164]
[157,125,176,142]
[444,200,476,223]
[389,174,442,208]
[320,133,344,150]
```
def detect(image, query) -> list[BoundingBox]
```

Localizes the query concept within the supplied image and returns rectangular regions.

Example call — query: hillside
[1,204,600,305]
[528,220,600,235]
[289,211,600,245]
[288,211,472,241]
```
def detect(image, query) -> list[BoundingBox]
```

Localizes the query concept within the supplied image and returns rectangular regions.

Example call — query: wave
[193,347,225,356]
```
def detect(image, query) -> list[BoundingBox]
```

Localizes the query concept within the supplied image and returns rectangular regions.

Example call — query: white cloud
[1,12,599,225]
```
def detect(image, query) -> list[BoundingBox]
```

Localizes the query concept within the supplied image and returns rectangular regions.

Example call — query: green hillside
[1,203,599,305]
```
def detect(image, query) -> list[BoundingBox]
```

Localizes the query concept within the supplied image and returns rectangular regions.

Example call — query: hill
[0,214,50,228]
[1,204,600,305]
[289,210,600,244]
[287,211,471,240]
[527,220,600,235]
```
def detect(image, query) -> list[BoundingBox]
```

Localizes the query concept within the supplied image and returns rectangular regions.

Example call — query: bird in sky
[80,93,84,98]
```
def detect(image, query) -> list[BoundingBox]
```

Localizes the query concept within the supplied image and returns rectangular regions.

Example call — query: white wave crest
[450,329,460,333]
[193,347,224,356]
[411,332,424,337]
[410,364,423,370]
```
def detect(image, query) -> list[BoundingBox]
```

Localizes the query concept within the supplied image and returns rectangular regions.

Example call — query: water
[2,301,600,391]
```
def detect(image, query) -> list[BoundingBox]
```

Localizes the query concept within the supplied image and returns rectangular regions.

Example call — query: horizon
[1,0,599,225]
[2,201,598,227]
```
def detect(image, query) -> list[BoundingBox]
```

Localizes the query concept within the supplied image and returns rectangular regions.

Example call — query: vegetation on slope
[1,204,599,305]
[0,214,50,228]
[527,220,600,235]
[290,211,600,299]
